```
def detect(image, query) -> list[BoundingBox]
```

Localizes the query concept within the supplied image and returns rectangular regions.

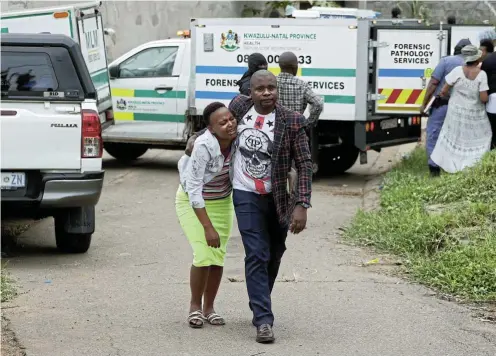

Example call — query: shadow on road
[1,220,62,259]
[3,242,60,258]
[102,149,182,173]
[103,158,178,172]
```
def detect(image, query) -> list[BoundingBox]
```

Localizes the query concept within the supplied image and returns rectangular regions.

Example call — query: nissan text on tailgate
[1,33,105,253]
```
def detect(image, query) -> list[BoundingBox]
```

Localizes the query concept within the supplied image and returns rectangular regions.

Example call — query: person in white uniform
[431,45,491,173]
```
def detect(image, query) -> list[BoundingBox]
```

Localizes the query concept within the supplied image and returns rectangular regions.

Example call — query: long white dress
[431,66,491,173]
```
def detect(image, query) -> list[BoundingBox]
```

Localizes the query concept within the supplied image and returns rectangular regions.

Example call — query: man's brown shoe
[256,324,275,343]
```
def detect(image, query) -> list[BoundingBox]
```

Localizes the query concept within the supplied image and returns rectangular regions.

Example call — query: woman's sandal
[188,310,204,328]
[204,312,225,326]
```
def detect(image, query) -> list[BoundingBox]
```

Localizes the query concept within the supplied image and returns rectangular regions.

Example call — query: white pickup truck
[1,33,104,253]
[103,17,493,174]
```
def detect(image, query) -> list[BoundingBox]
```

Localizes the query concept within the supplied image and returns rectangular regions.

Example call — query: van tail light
[82,109,103,158]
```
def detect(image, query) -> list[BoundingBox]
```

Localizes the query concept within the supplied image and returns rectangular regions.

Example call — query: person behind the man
[480,39,494,61]
[391,6,401,18]
[185,70,313,343]
[478,28,496,48]
[481,44,496,149]
[420,38,471,177]
[277,52,323,173]
[277,51,324,126]
[285,4,296,18]
[447,15,456,24]
[237,53,268,96]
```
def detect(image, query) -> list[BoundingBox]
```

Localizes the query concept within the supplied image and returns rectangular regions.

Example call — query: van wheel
[317,144,359,176]
[54,219,92,254]
[104,143,148,161]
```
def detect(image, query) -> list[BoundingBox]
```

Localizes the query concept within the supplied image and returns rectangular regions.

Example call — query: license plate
[380,118,398,130]
[1,172,26,190]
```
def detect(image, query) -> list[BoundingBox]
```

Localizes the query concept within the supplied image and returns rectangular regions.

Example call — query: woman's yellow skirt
[175,186,234,267]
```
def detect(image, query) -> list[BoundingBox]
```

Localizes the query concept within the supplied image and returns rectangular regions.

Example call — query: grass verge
[344,147,496,302]
[1,266,17,303]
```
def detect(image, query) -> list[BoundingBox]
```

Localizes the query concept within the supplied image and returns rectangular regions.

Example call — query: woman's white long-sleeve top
[177,130,227,208]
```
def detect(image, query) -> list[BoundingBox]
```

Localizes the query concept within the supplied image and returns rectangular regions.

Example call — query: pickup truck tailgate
[1,102,82,169]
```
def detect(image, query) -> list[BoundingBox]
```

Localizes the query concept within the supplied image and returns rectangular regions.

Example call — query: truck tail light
[82,109,103,158]
[366,121,375,132]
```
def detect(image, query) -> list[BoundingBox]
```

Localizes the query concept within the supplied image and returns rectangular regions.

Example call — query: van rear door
[1,45,85,170]
[371,24,448,116]
[77,7,111,122]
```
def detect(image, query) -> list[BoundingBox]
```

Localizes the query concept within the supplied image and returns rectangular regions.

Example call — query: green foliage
[241,5,263,18]
[1,267,17,303]
[397,1,431,23]
[266,1,294,10]
[345,147,496,302]
[310,1,342,7]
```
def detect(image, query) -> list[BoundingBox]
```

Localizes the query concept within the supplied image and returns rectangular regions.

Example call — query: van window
[119,46,178,78]
[1,52,58,92]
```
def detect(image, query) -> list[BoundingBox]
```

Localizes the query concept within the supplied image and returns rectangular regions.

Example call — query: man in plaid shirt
[277,52,323,126]
[185,70,312,343]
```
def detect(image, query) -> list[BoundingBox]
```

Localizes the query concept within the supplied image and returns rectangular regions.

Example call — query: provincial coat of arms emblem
[220,30,240,52]
[116,98,127,110]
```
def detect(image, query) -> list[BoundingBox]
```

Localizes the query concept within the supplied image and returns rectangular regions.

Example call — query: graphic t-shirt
[233,107,275,194]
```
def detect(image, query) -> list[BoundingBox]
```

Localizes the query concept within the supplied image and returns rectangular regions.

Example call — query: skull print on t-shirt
[233,107,275,195]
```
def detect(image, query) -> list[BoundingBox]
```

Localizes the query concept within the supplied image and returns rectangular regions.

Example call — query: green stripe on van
[323,95,356,104]
[302,68,356,77]
[91,70,110,89]
[134,113,185,122]
[134,90,187,99]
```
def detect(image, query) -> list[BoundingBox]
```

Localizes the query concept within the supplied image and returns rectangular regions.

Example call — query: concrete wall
[4,0,494,60]
[362,1,496,23]
[1,0,262,61]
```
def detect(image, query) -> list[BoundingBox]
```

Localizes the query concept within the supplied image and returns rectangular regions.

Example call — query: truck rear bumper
[1,172,105,216]
[354,118,422,151]
[41,177,104,208]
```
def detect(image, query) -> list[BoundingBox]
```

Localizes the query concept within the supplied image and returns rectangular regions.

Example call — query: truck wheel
[104,143,148,161]
[317,144,359,176]
[54,219,92,254]
[54,207,95,253]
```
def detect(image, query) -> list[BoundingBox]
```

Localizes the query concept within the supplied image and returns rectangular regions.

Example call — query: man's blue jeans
[233,189,288,327]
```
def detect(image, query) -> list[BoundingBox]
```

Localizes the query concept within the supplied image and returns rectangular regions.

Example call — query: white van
[103,18,491,174]
[1,1,113,126]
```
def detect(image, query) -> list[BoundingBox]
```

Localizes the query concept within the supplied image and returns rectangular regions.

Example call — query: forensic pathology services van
[1,1,113,126]
[104,17,492,174]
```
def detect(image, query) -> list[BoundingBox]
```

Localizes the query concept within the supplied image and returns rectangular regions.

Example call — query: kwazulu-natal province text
[243,33,317,40]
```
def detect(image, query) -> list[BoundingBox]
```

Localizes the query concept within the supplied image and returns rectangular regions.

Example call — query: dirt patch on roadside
[2,219,33,355]
[1,317,26,356]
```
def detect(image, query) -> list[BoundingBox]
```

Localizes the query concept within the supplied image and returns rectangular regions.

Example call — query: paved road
[3,148,496,356]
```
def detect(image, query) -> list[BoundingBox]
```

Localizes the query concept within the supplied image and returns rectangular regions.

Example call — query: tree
[241,4,262,18]
[265,1,294,11]
[308,1,342,7]
[397,1,431,23]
